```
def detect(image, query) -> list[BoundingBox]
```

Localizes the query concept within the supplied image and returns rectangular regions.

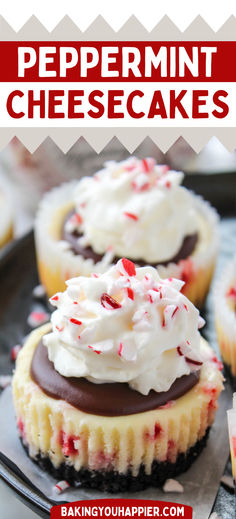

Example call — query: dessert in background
[214,255,236,387]
[0,190,13,249]
[35,157,218,306]
[12,259,223,492]
[227,393,236,484]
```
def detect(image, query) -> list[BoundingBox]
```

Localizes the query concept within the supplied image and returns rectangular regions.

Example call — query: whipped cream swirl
[65,157,198,264]
[43,259,205,395]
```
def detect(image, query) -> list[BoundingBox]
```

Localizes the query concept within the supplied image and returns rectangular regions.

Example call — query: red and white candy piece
[177,342,203,367]
[131,174,150,192]
[53,480,70,495]
[88,345,101,354]
[50,293,61,306]
[157,164,170,175]
[11,344,22,361]
[101,293,121,310]
[156,176,172,189]
[27,310,49,328]
[226,286,236,299]
[118,258,136,277]
[162,479,184,493]
[141,158,155,173]
[162,305,179,328]
[0,375,12,388]
[123,211,139,221]
[163,277,185,292]
[123,157,139,172]
[118,339,137,361]
[69,318,82,326]
[89,339,113,354]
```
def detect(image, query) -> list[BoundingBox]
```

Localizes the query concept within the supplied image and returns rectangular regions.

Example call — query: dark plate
[0,181,235,517]
[0,232,54,517]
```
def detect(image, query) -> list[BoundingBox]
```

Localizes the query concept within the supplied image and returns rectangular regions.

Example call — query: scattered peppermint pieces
[162,479,184,493]
[121,258,136,277]
[118,342,123,357]
[45,258,208,394]
[27,310,49,328]
[226,287,236,299]
[123,212,139,221]
[11,344,22,361]
[69,318,82,326]
[50,294,60,306]
[101,293,121,310]
[53,480,70,494]
[127,287,134,300]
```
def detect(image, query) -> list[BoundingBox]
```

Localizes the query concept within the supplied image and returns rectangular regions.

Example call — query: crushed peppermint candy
[69,157,196,269]
[118,342,123,356]
[27,310,49,328]
[162,479,184,493]
[88,345,101,354]
[0,375,12,388]
[69,318,82,326]
[101,293,121,310]
[11,344,22,361]
[121,258,136,277]
[44,258,209,395]
[53,480,70,494]
[123,212,139,221]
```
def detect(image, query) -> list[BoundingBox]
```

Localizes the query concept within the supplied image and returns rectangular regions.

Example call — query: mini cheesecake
[35,157,218,306]
[214,255,236,387]
[12,259,223,492]
[227,393,236,483]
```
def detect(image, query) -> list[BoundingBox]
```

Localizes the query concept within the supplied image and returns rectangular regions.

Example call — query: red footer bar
[51,499,192,519]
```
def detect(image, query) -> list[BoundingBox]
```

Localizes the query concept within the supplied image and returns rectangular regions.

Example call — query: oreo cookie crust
[21,428,210,493]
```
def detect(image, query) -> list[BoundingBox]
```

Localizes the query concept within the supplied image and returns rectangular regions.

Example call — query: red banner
[51,499,192,519]
[0,41,234,82]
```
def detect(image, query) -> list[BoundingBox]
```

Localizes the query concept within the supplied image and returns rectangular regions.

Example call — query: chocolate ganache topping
[62,209,198,267]
[31,339,200,416]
